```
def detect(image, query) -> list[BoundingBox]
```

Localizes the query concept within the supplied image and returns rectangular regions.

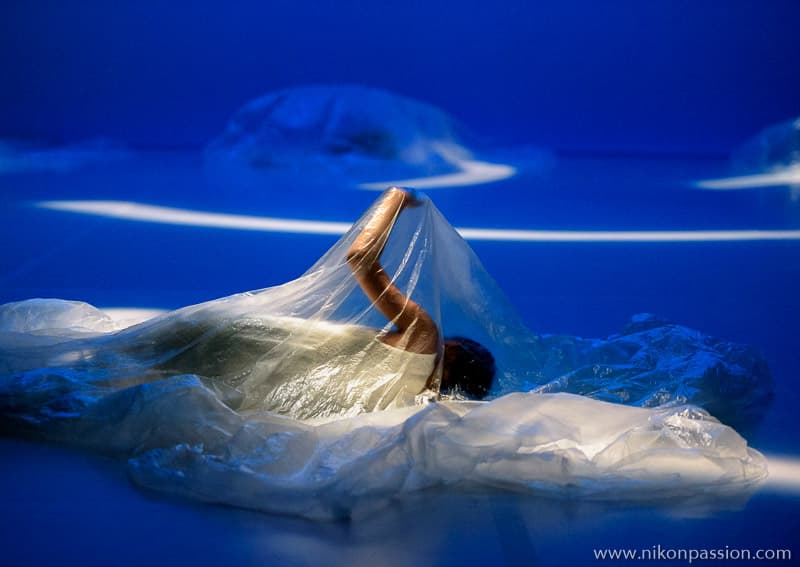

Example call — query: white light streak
[40,200,351,235]
[695,165,800,190]
[37,200,800,242]
[359,159,517,190]
[764,454,800,493]
[456,227,800,242]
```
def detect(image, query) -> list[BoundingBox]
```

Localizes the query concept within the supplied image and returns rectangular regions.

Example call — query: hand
[389,186,424,208]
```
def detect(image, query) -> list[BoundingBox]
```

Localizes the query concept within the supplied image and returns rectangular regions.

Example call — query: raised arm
[346,188,438,355]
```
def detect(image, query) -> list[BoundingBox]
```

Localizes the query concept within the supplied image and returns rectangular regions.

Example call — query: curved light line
[695,165,800,190]
[359,159,517,190]
[39,200,352,235]
[37,200,800,242]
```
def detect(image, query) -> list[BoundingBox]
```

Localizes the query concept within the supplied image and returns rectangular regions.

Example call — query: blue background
[2,0,799,153]
[1,2,799,565]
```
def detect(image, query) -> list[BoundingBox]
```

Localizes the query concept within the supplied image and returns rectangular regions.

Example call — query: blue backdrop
[2,0,799,154]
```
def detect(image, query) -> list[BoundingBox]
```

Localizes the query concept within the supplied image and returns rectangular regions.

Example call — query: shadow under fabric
[0,189,767,520]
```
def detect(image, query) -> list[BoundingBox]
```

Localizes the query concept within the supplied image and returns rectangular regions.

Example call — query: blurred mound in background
[206,85,472,180]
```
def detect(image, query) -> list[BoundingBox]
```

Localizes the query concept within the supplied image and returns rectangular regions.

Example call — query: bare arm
[346,188,439,355]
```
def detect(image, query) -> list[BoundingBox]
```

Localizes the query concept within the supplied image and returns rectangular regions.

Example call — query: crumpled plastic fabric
[530,313,773,429]
[0,190,767,519]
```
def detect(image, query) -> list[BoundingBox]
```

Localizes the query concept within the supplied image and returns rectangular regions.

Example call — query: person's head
[440,337,496,399]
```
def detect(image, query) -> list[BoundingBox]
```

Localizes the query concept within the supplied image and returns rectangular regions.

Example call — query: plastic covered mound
[0,190,769,518]
[0,298,121,335]
[205,85,473,178]
[732,116,800,173]
[532,313,773,430]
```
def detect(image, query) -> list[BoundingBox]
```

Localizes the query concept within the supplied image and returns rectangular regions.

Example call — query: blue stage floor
[1,150,798,565]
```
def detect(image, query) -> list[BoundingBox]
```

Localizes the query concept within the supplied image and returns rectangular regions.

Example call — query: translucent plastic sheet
[0,189,767,518]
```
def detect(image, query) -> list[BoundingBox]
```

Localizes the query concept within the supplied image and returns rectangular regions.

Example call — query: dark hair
[441,337,496,399]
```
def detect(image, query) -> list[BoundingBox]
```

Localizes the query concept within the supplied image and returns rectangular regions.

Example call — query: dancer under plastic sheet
[0,188,770,519]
